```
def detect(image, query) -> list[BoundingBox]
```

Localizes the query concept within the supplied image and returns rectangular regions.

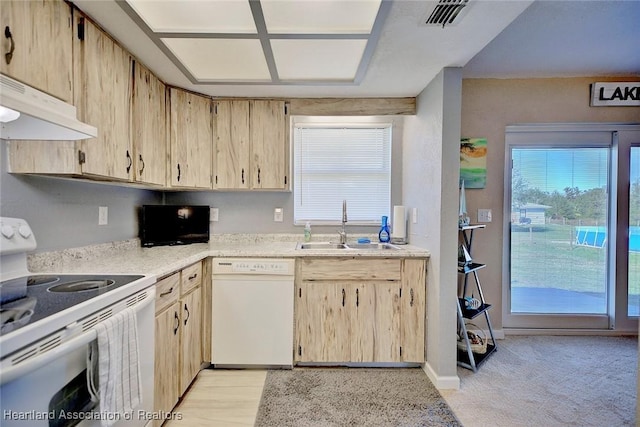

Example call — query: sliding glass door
[628,146,640,317]
[510,147,609,317]
[504,127,616,329]
[505,126,640,330]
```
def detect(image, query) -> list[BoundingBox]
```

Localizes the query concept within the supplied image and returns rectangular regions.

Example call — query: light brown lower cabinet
[153,262,204,427]
[154,300,180,419]
[179,287,202,395]
[295,258,426,364]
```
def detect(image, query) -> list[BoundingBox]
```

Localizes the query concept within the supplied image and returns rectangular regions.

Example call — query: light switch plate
[274,208,283,222]
[478,209,492,223]
[210,207,219,222]
[412,208,418,224]
[98,206,108,225]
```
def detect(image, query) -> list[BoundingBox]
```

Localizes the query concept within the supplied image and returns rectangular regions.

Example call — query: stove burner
[0,296,36,334]
[27,275,60,287]
[48,279,116,293]
[0,274,145,337]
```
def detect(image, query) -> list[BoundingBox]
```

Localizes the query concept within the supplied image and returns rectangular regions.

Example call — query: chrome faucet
[338,200,348,244]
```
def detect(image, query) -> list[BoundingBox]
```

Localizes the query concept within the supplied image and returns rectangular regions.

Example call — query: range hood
[0,74,97,140]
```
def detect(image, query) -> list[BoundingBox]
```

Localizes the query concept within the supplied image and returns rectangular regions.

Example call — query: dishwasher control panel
[212,258,295,276]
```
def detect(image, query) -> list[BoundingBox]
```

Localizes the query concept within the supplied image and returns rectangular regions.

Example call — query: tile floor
[165,369,267,427]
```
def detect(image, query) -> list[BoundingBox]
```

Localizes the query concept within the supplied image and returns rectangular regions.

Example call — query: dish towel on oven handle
[87,307,142,427]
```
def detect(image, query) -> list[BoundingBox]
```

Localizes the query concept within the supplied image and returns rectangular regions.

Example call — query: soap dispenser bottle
[379,216,391,243]
[304,221,312,242]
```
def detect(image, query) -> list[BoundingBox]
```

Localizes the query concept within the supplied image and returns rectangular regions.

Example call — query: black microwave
[140,205,210,247]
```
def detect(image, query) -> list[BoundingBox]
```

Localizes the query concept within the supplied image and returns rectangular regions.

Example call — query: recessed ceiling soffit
[118,0,391,86]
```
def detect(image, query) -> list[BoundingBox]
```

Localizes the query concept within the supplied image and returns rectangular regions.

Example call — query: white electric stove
[0,217,157,427]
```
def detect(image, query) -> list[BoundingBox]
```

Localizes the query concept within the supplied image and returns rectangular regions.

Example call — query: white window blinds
[294,125,391,224]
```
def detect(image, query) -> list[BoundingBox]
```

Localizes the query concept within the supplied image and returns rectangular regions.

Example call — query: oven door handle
[0,289,155,386]
[0,329,97,385]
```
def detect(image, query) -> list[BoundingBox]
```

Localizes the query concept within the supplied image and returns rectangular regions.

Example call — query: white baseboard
[423,362,460,390]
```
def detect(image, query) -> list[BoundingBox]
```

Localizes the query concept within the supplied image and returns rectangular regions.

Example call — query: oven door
[0,289,155,427]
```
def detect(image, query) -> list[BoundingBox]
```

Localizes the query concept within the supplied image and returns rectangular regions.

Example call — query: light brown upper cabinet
[74,13,133,181]
[250,100,290,190]
[170,88,213,189]
[132,62,166,187]
[214,100,250,189]
[214,99,289,191]
[1,0,73,103]
[7,11,133,181]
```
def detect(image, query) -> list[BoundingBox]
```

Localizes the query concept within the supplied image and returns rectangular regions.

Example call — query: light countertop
[27,234,430,279]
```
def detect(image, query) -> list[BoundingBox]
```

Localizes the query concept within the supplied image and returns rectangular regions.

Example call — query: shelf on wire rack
[457,343,497,370]
[457,262,486,274]
[458,298,492,319]
[459,224,486,231]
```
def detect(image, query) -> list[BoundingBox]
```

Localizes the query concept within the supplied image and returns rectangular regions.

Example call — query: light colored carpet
[442,336,638,427]
[254,367,461,427]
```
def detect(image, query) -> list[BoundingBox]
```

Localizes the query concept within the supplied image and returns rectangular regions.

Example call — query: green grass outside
[510,223,640,297]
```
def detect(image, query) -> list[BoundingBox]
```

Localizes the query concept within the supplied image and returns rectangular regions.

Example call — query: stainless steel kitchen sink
[345,242,401,250]
[296,242,401,250]
[297,242,348,250]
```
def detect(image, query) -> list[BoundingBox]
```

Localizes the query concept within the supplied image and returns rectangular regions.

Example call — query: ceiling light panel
[261,0,381,34]
[162,38,271,81]
[125,0,256,33]
[271,39,367,80]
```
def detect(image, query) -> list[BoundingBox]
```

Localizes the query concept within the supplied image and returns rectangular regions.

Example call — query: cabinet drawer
[155,272,180,314]
[181,262,202,294]
[299,258,401,281]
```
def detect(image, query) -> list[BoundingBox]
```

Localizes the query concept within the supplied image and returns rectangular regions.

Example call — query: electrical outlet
[98,206,108,225]
[478,209,492,223]
[274,208,283,222]
[412,208,418,224]
[210,207,219,222]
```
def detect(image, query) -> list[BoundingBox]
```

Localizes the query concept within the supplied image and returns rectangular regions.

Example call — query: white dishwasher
[211,258,295,367]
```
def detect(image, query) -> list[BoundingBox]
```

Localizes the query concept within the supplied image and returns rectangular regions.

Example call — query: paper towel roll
[391,205,406,239]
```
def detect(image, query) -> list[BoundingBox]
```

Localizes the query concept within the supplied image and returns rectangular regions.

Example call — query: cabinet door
[250,100,288,190]
[400,259,426,362]
[170,88,212,188]
[295,282,350,362]
[351,282,401,362]
[214,100,250,189]
[154,302,180,421]
[1,0,73,103]
[74,15,132,180]
[132,62,166,186]
[179,287,202,395]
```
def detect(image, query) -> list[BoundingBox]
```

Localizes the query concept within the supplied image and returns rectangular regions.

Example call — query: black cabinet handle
[410,288,414,307]
[177,164,181,181]
[173,311,179,335]
[159,287,174,297]
[342,288,345,307]
[356,288,359,307]
[138,154,145,175]
[257,167,261,184]
[4,26,14,65]
[184,303,190,325]
[126,150,132,174]
[188,273,198,280]
[241,168,245,184]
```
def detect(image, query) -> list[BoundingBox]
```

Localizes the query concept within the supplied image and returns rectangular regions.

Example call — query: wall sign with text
[590,82,640,107]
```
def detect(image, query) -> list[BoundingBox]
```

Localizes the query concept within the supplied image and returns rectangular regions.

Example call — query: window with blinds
[293,125,392,224]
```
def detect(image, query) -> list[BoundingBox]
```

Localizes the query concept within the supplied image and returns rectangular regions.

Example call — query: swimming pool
[575,226,640,251]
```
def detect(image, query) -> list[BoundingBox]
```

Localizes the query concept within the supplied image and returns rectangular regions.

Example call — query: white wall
[461,77,640,331]
[403,68,462,389]
[0,141,161,252]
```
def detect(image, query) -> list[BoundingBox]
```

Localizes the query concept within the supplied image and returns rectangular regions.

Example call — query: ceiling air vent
[425,0,469,28]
